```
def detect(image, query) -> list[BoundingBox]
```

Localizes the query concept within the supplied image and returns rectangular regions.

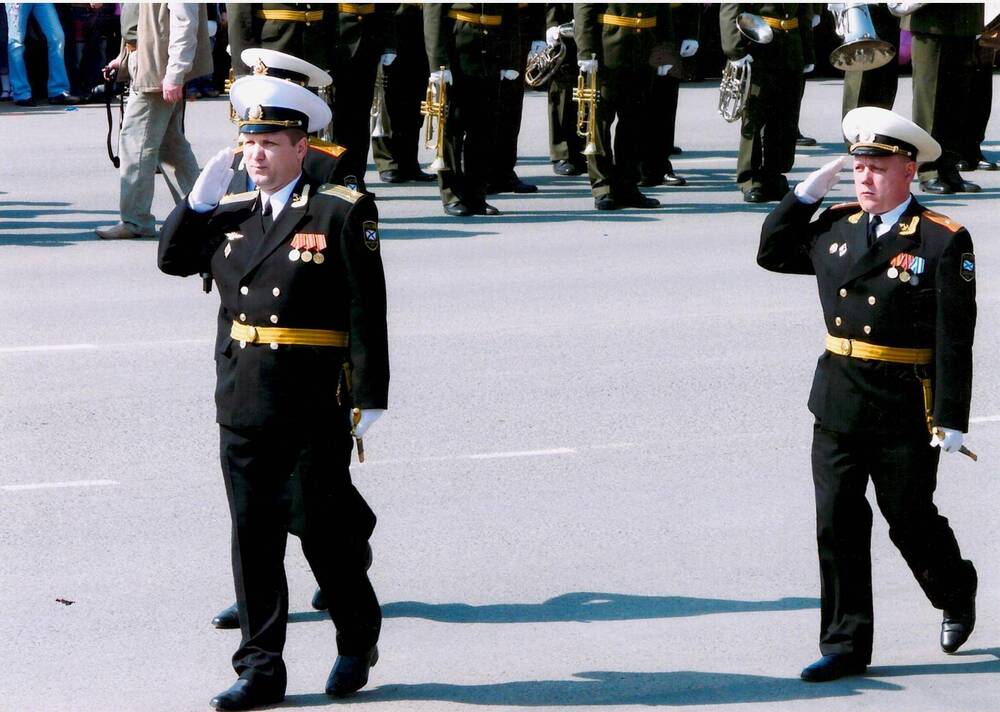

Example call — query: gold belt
[338,3,374,15]
[448,9,502,26]
[825,334,932,365]
[598,14,657,29]
[761,16,799,31]
[231,321,348,347]
[255,9,325,23]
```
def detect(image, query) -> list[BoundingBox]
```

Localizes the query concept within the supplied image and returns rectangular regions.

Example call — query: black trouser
[438,72,500,208]
[371,24,429,175]
[811,424,976,662]
[639,72,679,182]
[586,65,649,199]
[220,422,380,689]
[547,72,584,165]
[332,47,380,192]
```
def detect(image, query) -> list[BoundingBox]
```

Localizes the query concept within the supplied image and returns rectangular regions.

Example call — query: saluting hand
[189,147,236,212]
[794,157,847,204]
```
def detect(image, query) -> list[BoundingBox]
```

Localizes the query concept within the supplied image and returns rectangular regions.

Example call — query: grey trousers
[118,89,199,235]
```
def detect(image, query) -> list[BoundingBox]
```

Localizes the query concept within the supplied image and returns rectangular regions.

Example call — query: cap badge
[249,105,264,120]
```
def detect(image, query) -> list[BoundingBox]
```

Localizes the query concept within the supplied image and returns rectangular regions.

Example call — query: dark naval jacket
[158,173,389,430]
[758,192,975,435]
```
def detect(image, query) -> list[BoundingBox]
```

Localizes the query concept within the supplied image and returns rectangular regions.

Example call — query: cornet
[572,54,600,156]
[420,66,448,172]
[370,63,391,139]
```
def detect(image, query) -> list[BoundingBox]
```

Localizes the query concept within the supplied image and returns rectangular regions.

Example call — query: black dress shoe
[594,195,618,210]
[212,603,240,629]
[638,176,662,188]
[510,177,538,193]
[977,159,1000,171]
[210,678,284,711]
[956,159,972,171]
[443,201,472,217]
[743,188,767,203]
[618,191,660,209]
[800,654,868,682]
[409,169,437,182]
[487,177,537,194]
[663,172,687,187]
[920,178,954,195]
[670,145,683,155]
[48,91,81,105]
[553,160,586,176]
[379,170,405,183]
[954,179,981,193]
[312,588,327,611]
[796,133,817,147]
[326,647,378,697]
[942,592,976,654]
[470,202,501,216]
[15,97,36,107]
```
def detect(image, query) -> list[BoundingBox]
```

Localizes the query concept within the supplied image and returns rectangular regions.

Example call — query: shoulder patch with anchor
[317,183,365,204]
[922,209,963,234]
[219,189,259,205]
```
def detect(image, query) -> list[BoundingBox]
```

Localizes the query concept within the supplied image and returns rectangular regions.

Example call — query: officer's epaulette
[232,145,242,157]
[308,137,347,158]
[921,209,963,234]
[317,183,365,204]
[219,190,258,205]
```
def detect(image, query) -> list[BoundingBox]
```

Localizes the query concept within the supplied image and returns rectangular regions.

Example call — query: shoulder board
[921,209,962,234]
[308,138,347,158]
[828,201,860,211]
[219,190,258,205]
[317,183,365,204]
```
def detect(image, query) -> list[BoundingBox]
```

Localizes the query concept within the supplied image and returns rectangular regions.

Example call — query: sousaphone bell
[829,3,896,71]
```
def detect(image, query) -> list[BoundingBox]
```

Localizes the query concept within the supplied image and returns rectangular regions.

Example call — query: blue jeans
[6,3,70,101]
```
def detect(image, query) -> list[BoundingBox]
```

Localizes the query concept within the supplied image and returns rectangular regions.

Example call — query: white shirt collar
[870,195,913,237]
[259,173,302,219]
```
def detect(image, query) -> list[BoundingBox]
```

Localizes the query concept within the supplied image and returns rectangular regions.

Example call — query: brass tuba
[829,3,896,71]
[718,14,772,123]
[370,63,391,139]
[572,53,600,156]
[525,22,575,88]
[420,66,448,171]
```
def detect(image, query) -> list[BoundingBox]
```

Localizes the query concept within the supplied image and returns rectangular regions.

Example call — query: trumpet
[420,66,448,172]
[572,54,600,156]
[370,63,391,139]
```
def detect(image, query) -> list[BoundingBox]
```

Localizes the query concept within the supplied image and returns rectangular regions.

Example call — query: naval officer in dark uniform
[758,107,978,682]
[159,74,387,710]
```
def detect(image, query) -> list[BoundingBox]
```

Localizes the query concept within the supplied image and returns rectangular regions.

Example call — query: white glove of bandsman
[545,25,560,46]
[679,39,699,57]
[429,68,453,85]
[500,69,519,81]
[577,58,598,73]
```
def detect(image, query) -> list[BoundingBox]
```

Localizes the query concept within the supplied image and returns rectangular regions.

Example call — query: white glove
[931,427,964,454]
[578,58,598,73]
[679,39,699,57]
[803,63,815,74]
[352,408,385,439]
[500,69,519,81]
[546,25,560,46]
[887,2,921,17]
[731,54,753,68]
[530,40,546,54]
[794,157,847,204]
[656,64,672,76]
[429,68,453,85]
[811,13,821,28]
[380,52,397,66]
[188,147,235,212]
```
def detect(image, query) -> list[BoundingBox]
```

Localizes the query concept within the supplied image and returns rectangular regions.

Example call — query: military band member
[720,3,811,203]
[227,3,337,80]
[424,3,520,216]
[574,3,674,210]
[545,3,587,176]
[159,75,386,710]
[758,107,978,682]
[958,35,999,172]
[841,4,901,119]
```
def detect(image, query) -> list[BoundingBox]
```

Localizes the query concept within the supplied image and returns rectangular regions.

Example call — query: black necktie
[261,199,273,233]
[867,215,881,247]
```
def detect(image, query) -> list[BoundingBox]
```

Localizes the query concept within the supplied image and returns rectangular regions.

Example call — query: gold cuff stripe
[338,4,375,15]
[825,334,932,365]
[598,14,657,29]
[761,16,799,30]
[255,9,324,22]
[232,321,349,347]
[447,9,503,26]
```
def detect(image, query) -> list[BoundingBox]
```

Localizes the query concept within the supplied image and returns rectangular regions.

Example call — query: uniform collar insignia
[290,183,310,209]
[898,215,919,236]
[847,211,864,224]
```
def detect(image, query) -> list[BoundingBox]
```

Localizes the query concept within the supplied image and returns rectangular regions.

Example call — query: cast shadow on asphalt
[1,200,122,246]
[288,591,819,624]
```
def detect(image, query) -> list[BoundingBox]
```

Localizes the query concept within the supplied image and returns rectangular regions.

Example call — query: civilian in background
[5,2,80,106]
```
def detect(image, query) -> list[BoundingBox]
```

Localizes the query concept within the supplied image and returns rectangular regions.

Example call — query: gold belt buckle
[246,326,259,344]
[839,338,852,356]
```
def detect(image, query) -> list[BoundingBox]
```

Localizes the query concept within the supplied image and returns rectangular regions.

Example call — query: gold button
[239,341,247,349]
[835,317,842,326]
[269,314,278,324]
[864,325,872,335]
[868,296,876,305]
[239,313,247,322]
[240,286,249,295]
[840,339,851,355]
[272,287,280,297]
[839,288,847,297]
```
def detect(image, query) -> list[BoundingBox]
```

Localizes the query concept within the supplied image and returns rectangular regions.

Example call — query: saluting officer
[159,74,387,710]
[574,3,674,210]
[545,3,587,176]
[720,3,811,203]
[424,3,520,216]
[227,3,337,79]
[758,107,978,683]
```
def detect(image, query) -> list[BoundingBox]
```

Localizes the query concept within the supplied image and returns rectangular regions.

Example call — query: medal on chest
[289,232,328,264]
[887,253,925,285]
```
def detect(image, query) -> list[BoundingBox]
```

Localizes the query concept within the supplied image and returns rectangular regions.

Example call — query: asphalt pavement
[2,76,1000,712]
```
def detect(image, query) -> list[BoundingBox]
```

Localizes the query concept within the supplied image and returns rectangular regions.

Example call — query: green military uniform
[574,3,673,207]
[489,3,539,193]
[545,3,585,174]
[841,4,901,118]
[961,39,998,170]
[720,3,811,200]
[331,3,395,193]
[903,3,984,190]
[370,3,434,181]
[424,3,519,214]
[227,3,338,78]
